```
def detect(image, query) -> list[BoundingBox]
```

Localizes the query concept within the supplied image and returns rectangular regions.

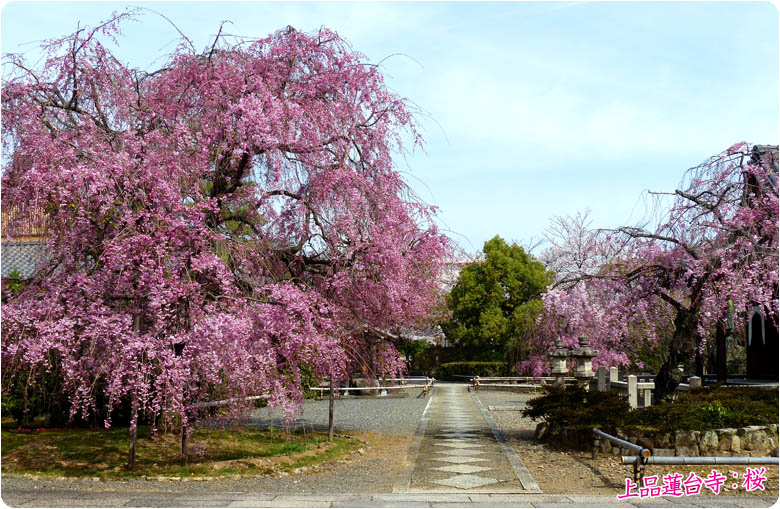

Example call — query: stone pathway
[401,384,541,493]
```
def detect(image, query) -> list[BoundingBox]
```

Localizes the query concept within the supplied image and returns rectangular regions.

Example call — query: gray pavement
[2,490,777,507]
[247,390,430,435]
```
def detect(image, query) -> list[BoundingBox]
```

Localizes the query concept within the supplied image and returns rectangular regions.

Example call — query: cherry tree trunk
[654,309,697,402]
[128,314,141,470]
[328,378,335,443]
[181,421,188,465]
[128,395,139,470]
[716,322,728,382]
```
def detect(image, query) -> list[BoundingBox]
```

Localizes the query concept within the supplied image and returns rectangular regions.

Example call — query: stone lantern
[548,335,600,389]
[550,337,571,387]
[571,335,599,388]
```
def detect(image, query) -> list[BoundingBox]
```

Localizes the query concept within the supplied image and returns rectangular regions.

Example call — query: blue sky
[2,1,778,254]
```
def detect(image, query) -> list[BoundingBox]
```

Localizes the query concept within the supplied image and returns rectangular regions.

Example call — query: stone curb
[471,392,541,493]
[394,386,437,493]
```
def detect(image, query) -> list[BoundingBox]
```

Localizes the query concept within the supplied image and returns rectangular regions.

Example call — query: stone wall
[537,422,779,457]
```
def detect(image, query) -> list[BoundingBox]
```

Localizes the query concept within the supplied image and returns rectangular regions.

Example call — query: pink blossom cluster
[1,14,451,430]
[522,144,778,386]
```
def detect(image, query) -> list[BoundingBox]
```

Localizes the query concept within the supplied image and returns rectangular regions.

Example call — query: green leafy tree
[442,236,553,364]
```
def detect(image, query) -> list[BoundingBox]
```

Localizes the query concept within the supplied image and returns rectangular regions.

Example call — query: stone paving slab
[404,384,540,494]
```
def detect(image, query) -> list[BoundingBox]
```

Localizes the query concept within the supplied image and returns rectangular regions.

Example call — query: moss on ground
[1,421,360,478]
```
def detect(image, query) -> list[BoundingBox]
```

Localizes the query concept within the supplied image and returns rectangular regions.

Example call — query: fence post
[689,376,702,389]
[643,388,652,408]
[628,375,638,409]
[609,367,619,385]
[597,366,607,391]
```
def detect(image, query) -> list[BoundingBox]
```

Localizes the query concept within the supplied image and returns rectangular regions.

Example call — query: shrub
[523,385,778,433]
[412,346,504,375]
[2,362,71,428]
[437,361,508,380]
[622,385,779,432]
[522,385,630,429]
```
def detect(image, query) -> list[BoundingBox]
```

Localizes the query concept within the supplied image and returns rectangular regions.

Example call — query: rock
[770,447,778,457]
[731,435,742,453]
[654,433,671,448]
[652,448,676,457]
[637,437,653,450]
[719,435,736,452]
[675,445,700,457]
[535,422,548,440]
[738,426,764,436]
[717,428,738,437]
[675,430,700,447]
[742,430,771,451]
[700,431,719,453]
[611,447,620,456]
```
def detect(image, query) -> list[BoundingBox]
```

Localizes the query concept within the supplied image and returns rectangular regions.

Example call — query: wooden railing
[595,366,701,409]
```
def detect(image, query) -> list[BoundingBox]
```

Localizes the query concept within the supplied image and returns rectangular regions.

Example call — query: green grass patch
[1,421,360,478]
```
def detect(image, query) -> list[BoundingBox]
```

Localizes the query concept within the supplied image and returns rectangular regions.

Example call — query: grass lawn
[1,421,360,478]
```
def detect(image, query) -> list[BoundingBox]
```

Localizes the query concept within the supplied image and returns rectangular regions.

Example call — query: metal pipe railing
[622,456,779,465]
[192,394,269,409]
[310,377,435,397]
[592,428,651,458]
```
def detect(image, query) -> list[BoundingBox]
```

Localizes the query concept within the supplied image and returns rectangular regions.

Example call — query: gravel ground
[248,391,430,435]
[475,388,780,498]
[1,393,430,496]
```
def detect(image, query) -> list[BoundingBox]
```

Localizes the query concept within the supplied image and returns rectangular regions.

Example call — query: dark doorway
[746,308,779,380]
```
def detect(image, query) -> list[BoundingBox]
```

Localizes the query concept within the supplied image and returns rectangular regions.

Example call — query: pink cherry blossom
[2,14,451,431]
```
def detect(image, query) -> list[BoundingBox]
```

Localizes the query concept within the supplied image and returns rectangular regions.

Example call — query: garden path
[399,383,541,493]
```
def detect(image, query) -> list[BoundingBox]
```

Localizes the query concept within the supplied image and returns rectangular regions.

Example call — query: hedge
[522,385,779,432]
[437,361,509,381]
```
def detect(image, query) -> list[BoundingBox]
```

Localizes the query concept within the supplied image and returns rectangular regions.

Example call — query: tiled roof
[2,204,49,279]
[1,241,47,279]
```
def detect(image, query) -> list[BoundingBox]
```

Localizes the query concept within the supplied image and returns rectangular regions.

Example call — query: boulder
[654,433,671,448]
[738,426,764,436]
[652,448,676,457]
[717,435,741,453]
[700,431,719,453]
[674,430,700,447]
[675,445,700,457]
[742,430,771,451]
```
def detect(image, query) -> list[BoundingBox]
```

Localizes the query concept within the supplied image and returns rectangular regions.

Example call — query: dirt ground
[512,434,779,497]
[479,388,780,498]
